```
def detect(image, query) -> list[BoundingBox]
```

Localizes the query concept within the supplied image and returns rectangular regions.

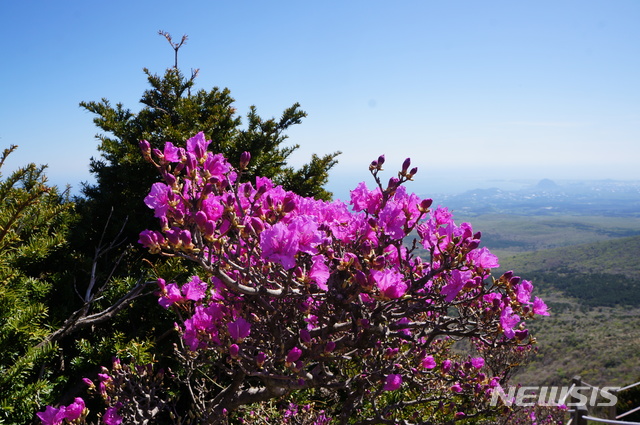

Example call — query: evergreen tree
[76,32,340,257]
[24,32,341,418]
[0,146,73,424]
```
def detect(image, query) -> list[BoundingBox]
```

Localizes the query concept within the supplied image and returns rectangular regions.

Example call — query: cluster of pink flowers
[137,133,548,420]
[38,132,550,423]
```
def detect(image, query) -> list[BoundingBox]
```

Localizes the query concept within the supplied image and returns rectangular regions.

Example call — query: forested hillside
[475,222,640,389]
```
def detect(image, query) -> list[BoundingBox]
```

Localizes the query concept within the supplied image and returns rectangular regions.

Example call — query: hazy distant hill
[435,179,640,217]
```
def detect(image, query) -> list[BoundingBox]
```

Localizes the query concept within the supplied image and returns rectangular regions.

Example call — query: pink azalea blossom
[309,255,330,290]
[228,317,251,342]
[37,406,66,425]
[378,200,405,239]
[158,282,184,309]
[442,359,452,373]
[182,275,207,301]
[64,397,85,421]
[500,306,520,339]
[440,269,471,302]
[533,297,550,316]
[383,374,403,391]
[349,181,382,213]
[515,280,534,304]
[421,355,436,369]
[144,182,172,218]
[103,406,123,425]
[470,357,485,369]
[468,247,500,269]
[260,222,299,270]
[162,141,181,162]
[372,269,408,299]
[186,131,211,159]
[290,216,322,255]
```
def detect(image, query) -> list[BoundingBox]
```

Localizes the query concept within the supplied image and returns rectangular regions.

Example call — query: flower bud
[418,198,433,212]
[249,217,265,234]
[239,151,251,169]
[401,158,411,174]
[195,211,208,228]
[353,269,368,287]
[372,255,386,268]
[299,329,311,344]
[467,240,480,250]
[286,347,303,364]
[256,352,266,368]
[324,341,336,353]
[179,230,193,247]
[139,140,151,155]
[229,344,240,359]
[283,194,297,213]
[164,173,177,187]
[82,378,95,390]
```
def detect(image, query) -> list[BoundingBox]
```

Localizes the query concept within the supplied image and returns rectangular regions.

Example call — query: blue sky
[1,0,639,200]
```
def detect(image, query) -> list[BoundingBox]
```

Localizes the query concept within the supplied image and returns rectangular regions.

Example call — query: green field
[452,214,640,389]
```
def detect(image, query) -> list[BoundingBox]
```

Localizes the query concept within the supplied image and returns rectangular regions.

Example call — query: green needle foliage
[0,146,73,424]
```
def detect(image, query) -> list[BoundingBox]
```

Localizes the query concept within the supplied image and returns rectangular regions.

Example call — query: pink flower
[468,247,500,269]
[350,181,382,213]
[64,397,85,421]
[442,359,452,373]
[515,280,533,304]
[470,357,484,369]
[228,317,251,342]
[186,131,211,160]
[383,374,402,391]
[144,182,172,218]
[162,141,181,162]
[451,383,463,393]
[203,152,234,183]
[158,282,184,309]
[260,222,300,270]
[183,305,219,350]
[421,355,436,369]
[533,297,550,316]
[290,216,322,255]
[372,269,408,299]
[500,306,520,339]
[103,406,123,425]
[378,199,405,239]
[440,269,471,302]
[286,347,303,364]
[309,255,330,290]
[37,406,66,425]
[182,276,207,301]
